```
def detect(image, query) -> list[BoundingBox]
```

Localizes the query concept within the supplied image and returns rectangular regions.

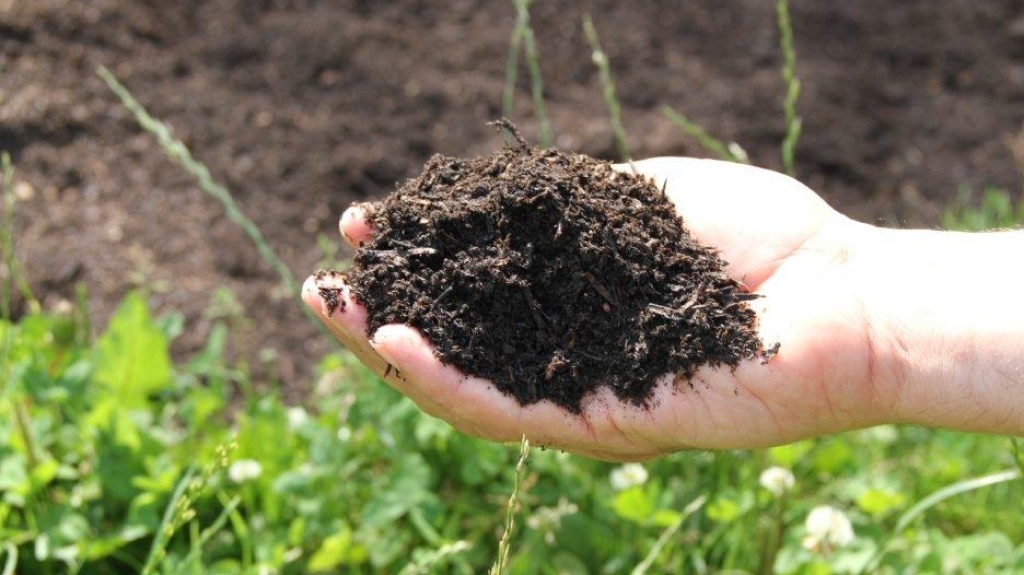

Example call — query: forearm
[851,224,1024,435]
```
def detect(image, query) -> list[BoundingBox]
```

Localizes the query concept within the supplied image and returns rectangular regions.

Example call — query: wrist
[850,225,1024,435]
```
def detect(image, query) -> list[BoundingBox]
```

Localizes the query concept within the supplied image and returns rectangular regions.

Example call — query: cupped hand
[302,157,891,461]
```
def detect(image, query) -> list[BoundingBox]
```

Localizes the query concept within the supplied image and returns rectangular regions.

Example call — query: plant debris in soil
[332,121,775,413]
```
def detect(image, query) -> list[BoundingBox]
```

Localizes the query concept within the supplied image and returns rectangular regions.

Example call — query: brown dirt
[339,122,772,412]
[2,1,1023,395]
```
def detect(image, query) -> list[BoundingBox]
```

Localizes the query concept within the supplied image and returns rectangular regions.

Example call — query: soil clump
[342,123,775,413]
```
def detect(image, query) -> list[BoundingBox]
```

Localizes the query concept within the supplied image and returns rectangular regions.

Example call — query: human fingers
[368,324,674,461]
[301,273,450,414]
[339,204,375,249]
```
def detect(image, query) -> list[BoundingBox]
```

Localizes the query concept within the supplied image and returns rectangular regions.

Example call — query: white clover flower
[759,466,795,496]
[526,498,579,546]
[802,505,855,552]
[228,459,264,484]
[336,426,352,442]
[286,406,309,430]
[610,463,649,491]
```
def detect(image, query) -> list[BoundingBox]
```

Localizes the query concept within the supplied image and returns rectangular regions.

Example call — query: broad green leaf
[94,291,171,408]
[705,495,742,524]
[28,457,59,494]
[309,525,367,572]
[812,438,853,474]
[856,487,906,518]
[612,486,655,525]
[769,440,814,467]
[651,509,682,528]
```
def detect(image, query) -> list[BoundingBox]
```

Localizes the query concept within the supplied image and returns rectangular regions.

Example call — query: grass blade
[662,106,749,164]
[583,15,630,161]
[893,469,1020,534]
[776,0,802,176]
[0,153,38,321]
[1,543,16,575]
[631,495,707,575]
[509,0,552,147]
[861,468,1022,574]
[171,494,242,575]
[501,7,524,120]
[490,436,531,575]
[96,66,326,330]
[142,468,197,575]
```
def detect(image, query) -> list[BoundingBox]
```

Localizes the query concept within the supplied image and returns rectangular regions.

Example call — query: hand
[302,158,892,461]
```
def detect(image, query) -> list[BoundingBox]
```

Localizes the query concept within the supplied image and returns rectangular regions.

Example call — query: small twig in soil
[582,272,618,306]
[490,118,530,150]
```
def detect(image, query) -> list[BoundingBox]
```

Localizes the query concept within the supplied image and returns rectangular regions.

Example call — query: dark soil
[343,123,772,412]
[3,2,1023,395]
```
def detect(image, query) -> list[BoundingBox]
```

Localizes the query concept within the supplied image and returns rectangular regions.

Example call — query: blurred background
[2,2,1024,574]
[3,0,1022,386]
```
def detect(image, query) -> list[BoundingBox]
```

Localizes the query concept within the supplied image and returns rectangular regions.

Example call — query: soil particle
[314,269,345,316]
[340,123,775,413]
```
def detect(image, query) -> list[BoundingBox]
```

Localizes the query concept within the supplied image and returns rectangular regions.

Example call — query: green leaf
[94,291,171,408]
[856,487,906,518]
[705,495,742,524]
[362,454,435,528]
[812,438,853,474]
[79,526,149,561]
[28,457,59,494]
[612,486,655,525]
[308,525,367,572]
[650,509,682,528]
[769,440,814,467]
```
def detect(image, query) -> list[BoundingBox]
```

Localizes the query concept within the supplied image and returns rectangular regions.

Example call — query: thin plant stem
[142,468,197,575]
[758,493,787,575]
[97,67,324,332]
[142,442,234,575]
[510,0,552,147]
[490,437,531,575]
[583,15,630,161]
[1,153,13,322]
[502,10,524,120]
[860,468,1022,574]
[1,543,16,575]
[0,154,37,322]
[172,494,242,575]
[777,0,802,176]
[225,497,254,575]
[662,106,749,164]
[631,495,707,575]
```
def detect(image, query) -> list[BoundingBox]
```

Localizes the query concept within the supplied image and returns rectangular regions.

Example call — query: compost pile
[340,126,773,413]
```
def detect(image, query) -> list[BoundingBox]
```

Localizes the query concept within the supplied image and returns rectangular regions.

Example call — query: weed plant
[2,1,1024,573]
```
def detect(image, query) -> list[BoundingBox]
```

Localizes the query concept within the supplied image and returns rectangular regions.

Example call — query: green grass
[1,297,1022,573]
[503,0,552,148]
[582,15,630,161]
[942,186,1024,230]
[3,2,1024,573]
[776,0,802,176]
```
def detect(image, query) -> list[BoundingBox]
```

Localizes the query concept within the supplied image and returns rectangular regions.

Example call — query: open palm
[303,158,888,461]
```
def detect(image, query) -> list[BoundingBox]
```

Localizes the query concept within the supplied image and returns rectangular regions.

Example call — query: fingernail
[369,325,403,366]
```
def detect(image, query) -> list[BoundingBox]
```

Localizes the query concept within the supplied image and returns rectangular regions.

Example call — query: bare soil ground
[2,1,1023,394]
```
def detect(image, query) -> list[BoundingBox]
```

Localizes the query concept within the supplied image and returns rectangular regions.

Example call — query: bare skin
[302,157,1024,461]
